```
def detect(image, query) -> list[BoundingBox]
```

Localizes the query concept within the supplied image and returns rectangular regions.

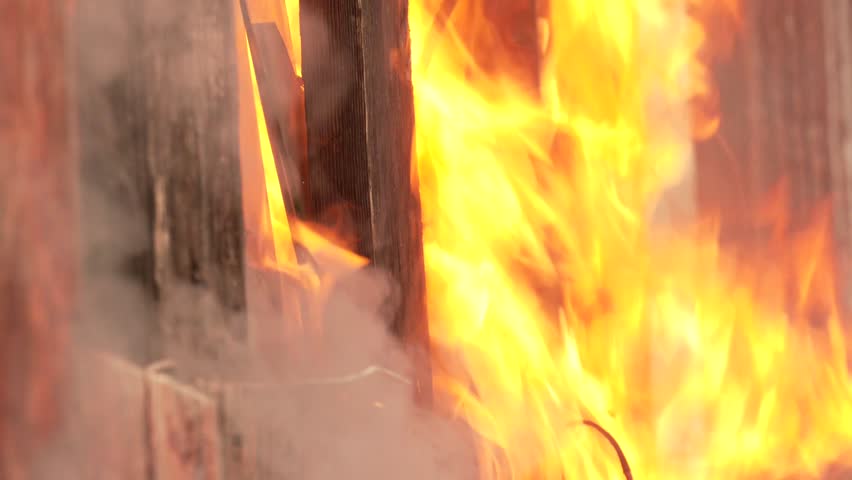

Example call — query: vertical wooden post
[75,0,158,363]
[300,0,432,398]
[141,0,247,369]
[0,0,75,476]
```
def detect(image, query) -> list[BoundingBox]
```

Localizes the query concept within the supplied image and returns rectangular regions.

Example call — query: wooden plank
[141,0,247,366]
[299,0,374,252]
[74,0,158,363]
[0,0,75,477]
[148,371,223,479]
[233,10,309,363]
[300,0,432,399]
[67,352,148,480]
[248,20,308,217]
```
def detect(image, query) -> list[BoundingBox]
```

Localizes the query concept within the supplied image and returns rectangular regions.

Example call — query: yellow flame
[245,0,366,282]
[411,1,852,479]
[247,39,297,269]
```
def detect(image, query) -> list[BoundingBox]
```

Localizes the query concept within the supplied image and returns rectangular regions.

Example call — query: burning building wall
[2,0,852,479]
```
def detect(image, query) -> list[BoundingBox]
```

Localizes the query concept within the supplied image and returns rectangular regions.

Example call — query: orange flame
[411,1,852,478]
[241,0,366,348]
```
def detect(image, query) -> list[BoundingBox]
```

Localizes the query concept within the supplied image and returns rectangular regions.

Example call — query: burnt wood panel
[141,0,247,365]
[0,0,76,476]
[300,0,372,252]
[300,0,431,398]
[75,0,158,363]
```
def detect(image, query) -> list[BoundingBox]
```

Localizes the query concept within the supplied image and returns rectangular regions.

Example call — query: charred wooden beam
[240,0,307,220]
[0,0,76,475]
[140,0,247,367]
[300,0,431,398]
[75,0,158,363]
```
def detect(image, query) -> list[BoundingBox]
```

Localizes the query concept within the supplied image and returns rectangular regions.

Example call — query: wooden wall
[695,1,852,313]
[75,0,247,371]
[300,0,431,397]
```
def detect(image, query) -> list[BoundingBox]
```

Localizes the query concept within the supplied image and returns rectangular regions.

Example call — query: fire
[241,0,366,345]
[410,0,852,479]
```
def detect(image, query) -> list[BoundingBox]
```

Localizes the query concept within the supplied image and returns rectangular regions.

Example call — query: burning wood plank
[300,0,432,401]
[240,0,307,222]
[0,0,76,476]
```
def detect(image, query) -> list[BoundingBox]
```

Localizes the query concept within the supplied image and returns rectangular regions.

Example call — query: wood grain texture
[250,22,308,215]
[148,372,223,480]
[300,0,431,398]
[141,0,247,363]
[75,0,158,363]
[300,0,372,251]
[0,0,75,477]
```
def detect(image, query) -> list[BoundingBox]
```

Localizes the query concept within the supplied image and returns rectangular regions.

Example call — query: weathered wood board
[140,0,247,365]
[75,0,158,364]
